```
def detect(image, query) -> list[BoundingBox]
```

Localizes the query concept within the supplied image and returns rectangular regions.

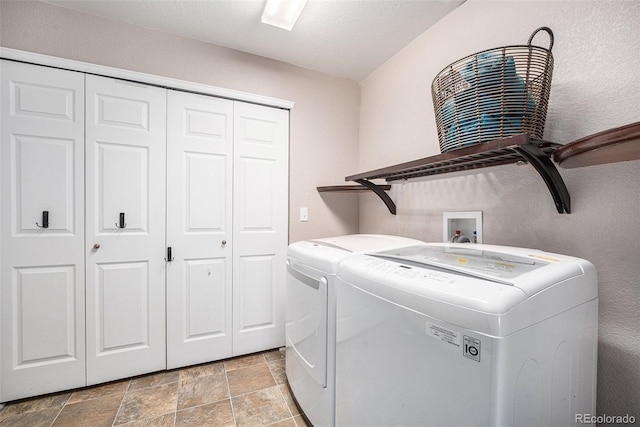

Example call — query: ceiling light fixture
[261,0,309,31]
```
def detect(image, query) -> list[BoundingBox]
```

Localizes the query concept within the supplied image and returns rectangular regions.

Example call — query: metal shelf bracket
[514,144,571,213]
[354,179,397,215]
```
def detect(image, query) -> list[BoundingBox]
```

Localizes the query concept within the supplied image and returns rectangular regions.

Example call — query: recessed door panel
[185,153,227,233]
[14,265,77,365]
[1,60,86,402]
[233,102,288,356]
[96,262,149,353]
[184,258,228,339]
[13,134,75,234]
[166,90,233,369]
[237,157,275,231]
[97,142,149,233]
[239,117,276,145]
[185,108,227,138]
[10,80,76,121]
[237,255,275,331]
[85,75,166,385]
[97,94,150,130]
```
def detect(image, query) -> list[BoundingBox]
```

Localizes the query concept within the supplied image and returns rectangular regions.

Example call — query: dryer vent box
[443,211,482,244]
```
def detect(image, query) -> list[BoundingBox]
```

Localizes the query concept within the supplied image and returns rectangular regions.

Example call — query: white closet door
[0,60,86,401]
[85,75,167,384]
[232,101,289,355]
[166,90,233,369]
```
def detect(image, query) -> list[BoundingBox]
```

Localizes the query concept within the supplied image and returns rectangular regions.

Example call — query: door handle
[165,247,174,262]
[115,212,127,229]
[36,211,49,228]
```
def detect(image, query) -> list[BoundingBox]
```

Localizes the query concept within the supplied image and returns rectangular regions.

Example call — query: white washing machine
[335,243,598,427]
[285,234,424,427]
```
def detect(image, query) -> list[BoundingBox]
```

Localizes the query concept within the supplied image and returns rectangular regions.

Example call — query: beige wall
[359,0,640,417]
[0,0,361,244]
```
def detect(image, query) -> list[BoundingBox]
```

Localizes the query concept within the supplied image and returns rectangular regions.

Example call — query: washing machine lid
[372,243,587,296]
[338,244,597,335]
[288,234,424,274]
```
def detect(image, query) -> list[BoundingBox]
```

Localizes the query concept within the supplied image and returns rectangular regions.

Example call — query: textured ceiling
[42,0,464,81]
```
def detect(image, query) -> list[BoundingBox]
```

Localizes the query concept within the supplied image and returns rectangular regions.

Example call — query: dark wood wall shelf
[553,121,640,168]
[317,184,391,192]
[320,123,639,216]
[340,134,570,215]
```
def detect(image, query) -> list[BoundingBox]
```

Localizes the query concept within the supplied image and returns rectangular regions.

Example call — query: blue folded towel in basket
[447,113,524,149]
[441,52,536,149]
[461,53,517,87]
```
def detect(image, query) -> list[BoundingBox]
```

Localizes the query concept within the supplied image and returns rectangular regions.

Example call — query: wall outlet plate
[443,211,482,243]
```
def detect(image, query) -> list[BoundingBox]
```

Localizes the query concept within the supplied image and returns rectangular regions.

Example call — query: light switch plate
[300,207,308,222]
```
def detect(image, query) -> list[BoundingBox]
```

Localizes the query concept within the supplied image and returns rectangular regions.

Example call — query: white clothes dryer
[285,234,424,427]
[335,243,598,427]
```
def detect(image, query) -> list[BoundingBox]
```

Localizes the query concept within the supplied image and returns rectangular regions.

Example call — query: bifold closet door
[232,102,289,355]
[0,60,86,401]
[85,75,167,385]
[166,90,233,369]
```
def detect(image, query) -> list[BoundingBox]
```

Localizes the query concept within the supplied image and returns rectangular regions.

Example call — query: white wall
[0,0,361,244]
[359,0,640,417]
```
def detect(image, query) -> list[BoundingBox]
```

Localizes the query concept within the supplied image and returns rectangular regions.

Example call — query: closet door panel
[236,255,276,327]
[14,266,77,362]
[14,135,76,234]
[184,153,227,231]
[166,90,233,369]
[182,258,227,334]
[233,102,289,355]
[95,143,149,233]
[96,261,150,351]
[85,75,167,385]
[1,60,86,402]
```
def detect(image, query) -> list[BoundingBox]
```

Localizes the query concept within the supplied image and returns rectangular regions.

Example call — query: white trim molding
[0,48,295,110]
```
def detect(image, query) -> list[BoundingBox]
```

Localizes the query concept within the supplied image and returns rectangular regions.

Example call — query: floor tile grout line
[224,362,238,427]
[111,379,137,427]
[264,352,297,426]
[264,417,297,427]
[172,370,180,427]
[227,384,284,400]
[57,379,132,409]
[47,401,67,427]
[226,351,280,426]
[276,384,296,421]
[172,396,231,414]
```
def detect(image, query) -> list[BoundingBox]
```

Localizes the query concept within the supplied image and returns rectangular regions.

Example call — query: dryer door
[285,262,328,387]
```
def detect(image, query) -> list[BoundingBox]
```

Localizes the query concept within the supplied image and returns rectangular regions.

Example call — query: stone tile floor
[0,348,310,427]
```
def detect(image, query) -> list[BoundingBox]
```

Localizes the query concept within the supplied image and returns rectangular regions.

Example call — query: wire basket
[431,27,554,153]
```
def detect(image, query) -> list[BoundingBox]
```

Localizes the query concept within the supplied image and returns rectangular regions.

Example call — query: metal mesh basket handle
[528,27,554,51]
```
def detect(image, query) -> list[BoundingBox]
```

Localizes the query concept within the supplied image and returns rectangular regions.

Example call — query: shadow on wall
[316,192,360,235]
[597,339,640,419]
[318,190,355,211]
[383,165,556,240]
